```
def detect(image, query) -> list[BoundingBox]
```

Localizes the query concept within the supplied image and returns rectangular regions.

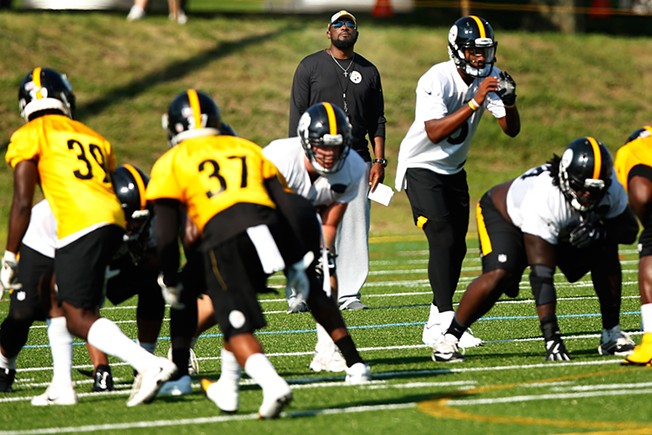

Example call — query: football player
[615,126,652,365]
[432,137,638,362]
[197,103,371,410]
[395,15,521,350]
[146,89,313,419]
[2,67,176,406]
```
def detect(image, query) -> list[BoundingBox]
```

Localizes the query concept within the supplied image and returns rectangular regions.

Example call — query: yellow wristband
[467,98,480,111]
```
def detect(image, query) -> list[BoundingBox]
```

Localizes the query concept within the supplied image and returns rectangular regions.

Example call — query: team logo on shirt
[350,71,362,84]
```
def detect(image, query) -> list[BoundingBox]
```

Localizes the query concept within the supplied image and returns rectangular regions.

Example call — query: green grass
[0,236,649,434]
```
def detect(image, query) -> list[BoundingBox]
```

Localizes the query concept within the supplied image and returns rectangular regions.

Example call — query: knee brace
[530,264,556,306]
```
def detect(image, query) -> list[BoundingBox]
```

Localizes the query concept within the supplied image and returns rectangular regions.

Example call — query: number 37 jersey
[5,114,125,241]
[146,135,279,234]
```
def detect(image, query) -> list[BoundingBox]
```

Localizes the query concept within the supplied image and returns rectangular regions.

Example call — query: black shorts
[55,225,124,309]
[405,168,469,229]
[476,192,528,297]
[203,231,267,340]
[10,245,53,321]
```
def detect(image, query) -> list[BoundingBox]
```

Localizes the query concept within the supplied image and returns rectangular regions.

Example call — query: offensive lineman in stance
[432,137,638,362]
[146,89,313,419]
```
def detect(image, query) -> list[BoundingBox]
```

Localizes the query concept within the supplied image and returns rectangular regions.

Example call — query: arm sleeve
[153,199,182,286]
[366,69,386,139]
[289,61,310,137]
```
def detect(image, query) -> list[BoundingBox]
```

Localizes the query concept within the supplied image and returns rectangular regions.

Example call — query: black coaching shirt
[289,49,386,162]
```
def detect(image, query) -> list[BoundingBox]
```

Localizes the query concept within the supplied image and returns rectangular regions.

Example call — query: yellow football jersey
[146,135,280,232]
[5,114,126,239]
[615,128,652,192]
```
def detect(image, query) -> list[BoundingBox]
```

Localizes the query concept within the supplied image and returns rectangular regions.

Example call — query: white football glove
[285,252,314,313]
[545,335,570,361]
[0,251,22,299]
[157,273,185,310]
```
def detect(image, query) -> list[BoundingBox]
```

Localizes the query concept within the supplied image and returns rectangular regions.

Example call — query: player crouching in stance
[432,137,638,362]
[615,126,652,366]
[146,89,312,419]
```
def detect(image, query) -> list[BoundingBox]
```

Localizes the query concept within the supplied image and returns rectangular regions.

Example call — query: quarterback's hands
[496,71,517,106]
[157,273,185,310]
[286,252,314,313]
[545,334,571,361]
[0,251,22,298]
[569,216,605,249]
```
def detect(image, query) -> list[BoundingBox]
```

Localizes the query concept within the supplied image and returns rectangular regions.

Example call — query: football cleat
[598,326,635,356]
[545,333,571,361]
[344,362,371,385]
[167,347,200,375]
[458,328,485,349]
[623,332,652,366]
[432,334,464,362]
[158,375,193,396]
[31,384,78,406]
[201,378,239,414]
[258,381,292,419]
[126,357,177,407]
[93,365,114,392]
[0,368,16,393]
[309,346,347,373]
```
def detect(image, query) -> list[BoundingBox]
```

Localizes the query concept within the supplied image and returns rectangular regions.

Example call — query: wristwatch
[372,158,388,167]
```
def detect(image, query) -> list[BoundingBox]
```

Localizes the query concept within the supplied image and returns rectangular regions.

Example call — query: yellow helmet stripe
[32,67,43,99]
[587,137,602,180]
[187,89,202,130]
[322,102,337,135]
[122,164,147,211]
[469,15,486,38]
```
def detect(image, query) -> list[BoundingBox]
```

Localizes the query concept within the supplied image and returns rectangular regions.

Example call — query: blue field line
[21,310,641,350]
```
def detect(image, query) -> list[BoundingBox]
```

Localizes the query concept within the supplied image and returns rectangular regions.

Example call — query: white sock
[426,304,440,325]
[439,310,455,331]
[642,303,652,333]
[137,341,157,354]
[0,351,17,370]
[243,353,284,391]
[315,323,335,350]
[87,318,155,373]
[47,316,73,388]
[219,347,241,384]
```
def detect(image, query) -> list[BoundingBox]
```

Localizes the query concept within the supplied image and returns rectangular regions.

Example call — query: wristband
[372,158,388,167]
[467,98,480,111]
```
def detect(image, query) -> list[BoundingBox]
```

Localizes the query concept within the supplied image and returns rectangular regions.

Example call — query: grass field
[1,235,650,434]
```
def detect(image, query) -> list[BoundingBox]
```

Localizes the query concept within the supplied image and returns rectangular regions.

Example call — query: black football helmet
[18,67,76,121]
[624,126,652,144]
[297,102,351,175]
[558,137,613,212]
[162,89,221,146]
[448,15,497,78]
[113,164,150,222]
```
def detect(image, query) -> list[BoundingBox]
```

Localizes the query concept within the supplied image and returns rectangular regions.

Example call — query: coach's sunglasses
[332,20,357,29]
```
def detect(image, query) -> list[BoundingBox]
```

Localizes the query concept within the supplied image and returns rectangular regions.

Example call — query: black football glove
[497,71,517,106]
[569,214,605,249]
[545,333,571,361]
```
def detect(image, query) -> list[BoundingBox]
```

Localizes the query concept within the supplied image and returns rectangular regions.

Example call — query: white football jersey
[22,199,57,258]
[506,165,628,244]
[263,137,365,207]
[395,60,507,191]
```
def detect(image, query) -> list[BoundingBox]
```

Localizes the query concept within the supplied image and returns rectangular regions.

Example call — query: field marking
[417,367,652,431]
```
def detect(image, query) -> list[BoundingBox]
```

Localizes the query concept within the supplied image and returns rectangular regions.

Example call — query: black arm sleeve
[153,199,182,286]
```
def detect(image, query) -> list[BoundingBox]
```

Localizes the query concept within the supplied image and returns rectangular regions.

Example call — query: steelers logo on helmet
[18,67,76,121]
[163,89,222,147]
[558,137,613,212]
[298,102,352,176]
[447,15,497,78]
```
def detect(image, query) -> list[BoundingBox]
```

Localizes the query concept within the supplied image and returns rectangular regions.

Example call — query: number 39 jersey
[5,114,125,241]
[146,135,279,234]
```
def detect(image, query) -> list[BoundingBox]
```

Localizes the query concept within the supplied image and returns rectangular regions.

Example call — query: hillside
[1,10,652,244]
